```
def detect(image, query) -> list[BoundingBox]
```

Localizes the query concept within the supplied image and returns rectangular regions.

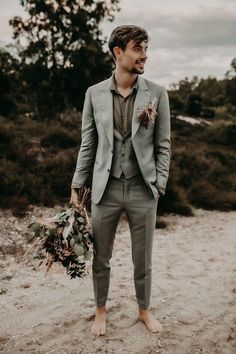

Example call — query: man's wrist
[155,185,165,196]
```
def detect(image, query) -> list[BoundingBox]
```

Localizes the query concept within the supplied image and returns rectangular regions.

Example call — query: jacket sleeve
[71,87,98,188]
[154,87,171,194]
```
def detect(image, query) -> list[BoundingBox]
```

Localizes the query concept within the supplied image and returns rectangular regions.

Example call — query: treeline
[168,74,236,119]
[0,0,235,121]
[0,0,120,119]
[1,47,236,121]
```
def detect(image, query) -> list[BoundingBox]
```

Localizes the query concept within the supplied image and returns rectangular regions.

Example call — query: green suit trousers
[91,173,158,309]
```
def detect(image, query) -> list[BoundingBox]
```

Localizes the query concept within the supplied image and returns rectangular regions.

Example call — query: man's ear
[113,46,122,60]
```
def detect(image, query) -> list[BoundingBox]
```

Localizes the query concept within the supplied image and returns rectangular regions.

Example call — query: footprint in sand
[119,283,127,289]
[108,303,122,313]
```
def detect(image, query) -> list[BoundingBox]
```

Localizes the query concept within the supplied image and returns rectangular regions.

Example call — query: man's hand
[70,188,83,210]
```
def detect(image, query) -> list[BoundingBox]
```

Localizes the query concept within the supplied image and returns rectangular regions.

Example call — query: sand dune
[0,207,236,353]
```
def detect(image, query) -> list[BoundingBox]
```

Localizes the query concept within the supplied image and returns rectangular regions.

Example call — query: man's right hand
[70,188,82,210]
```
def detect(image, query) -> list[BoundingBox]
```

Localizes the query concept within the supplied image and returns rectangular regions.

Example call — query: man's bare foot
[139,308,163,333]
[91,306,106,337]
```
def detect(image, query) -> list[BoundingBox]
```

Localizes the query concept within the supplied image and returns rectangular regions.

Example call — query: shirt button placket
[121,99,125,135]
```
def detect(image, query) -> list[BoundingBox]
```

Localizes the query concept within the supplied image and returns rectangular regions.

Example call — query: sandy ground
[0,207,236,354]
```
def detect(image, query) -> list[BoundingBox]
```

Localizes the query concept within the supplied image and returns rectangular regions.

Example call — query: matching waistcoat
[110,128,141,178]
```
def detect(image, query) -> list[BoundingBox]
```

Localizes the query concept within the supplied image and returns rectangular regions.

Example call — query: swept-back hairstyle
[108,25,149,60]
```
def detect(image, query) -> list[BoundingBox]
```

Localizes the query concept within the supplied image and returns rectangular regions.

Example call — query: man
[70,25,171,336]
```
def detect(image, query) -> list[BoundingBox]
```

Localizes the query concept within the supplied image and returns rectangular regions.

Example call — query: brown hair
[108,25,149,60]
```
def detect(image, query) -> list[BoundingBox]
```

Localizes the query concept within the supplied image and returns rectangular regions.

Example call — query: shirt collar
[110,73,139,94]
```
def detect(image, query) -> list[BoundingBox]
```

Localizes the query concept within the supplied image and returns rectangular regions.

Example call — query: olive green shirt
[109,74,138,137]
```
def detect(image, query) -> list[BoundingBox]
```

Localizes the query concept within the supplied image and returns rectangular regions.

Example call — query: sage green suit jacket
[71,75,171,204]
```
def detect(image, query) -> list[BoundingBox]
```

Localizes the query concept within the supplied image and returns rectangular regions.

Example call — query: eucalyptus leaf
[73,244,85,256]
[70,238,75,247]
[28,222,41,233]
[83,233,89,240]
[78,217,85,223]
[73,234,79,242]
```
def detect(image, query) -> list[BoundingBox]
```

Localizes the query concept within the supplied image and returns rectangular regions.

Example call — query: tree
[0,49,20,116]
[9,0,120,116]
[225,58,236,106]
[169,76,201,114]
[185,92,202,116]
[225,57,236,79]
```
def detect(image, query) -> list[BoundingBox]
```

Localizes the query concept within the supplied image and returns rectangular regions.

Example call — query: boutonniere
[138,98,158,129]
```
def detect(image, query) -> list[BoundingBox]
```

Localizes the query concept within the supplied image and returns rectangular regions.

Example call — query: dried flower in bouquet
[138,98,158,129]
[26,187,93,279]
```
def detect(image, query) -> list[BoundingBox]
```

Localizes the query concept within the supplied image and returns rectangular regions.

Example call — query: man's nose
[141,51,148,60]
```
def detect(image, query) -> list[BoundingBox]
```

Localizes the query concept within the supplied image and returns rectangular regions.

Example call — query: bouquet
[26,188,94,279]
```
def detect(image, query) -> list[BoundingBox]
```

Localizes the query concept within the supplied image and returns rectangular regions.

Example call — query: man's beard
[130,66,144,75]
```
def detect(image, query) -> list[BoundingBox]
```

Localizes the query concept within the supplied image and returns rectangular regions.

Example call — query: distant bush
[170,129,236,211]
[159,181,193,216]
[200,107,215,118]
[203,123,236,146]
[57,107,82,128]
[189,180,236,211]
[40,130,78,149]
[0,159,24,199]
[0,126,11,144]
[0,117,80,211]
[0,126,17,160]
[214,104,236,120]
[0,112,236,215]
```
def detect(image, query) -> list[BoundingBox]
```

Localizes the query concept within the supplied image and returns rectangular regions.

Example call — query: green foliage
[0,117,80,209]
[40,130,78,148]
[202,122,236,146]
[169,74,236,119]
[8,0,120,116]
[185,93,202,116]
[0,50,19,117]
[159,179,193,216]
[1,113,236,215]
[166,117,236,212]
[225,77,236,106]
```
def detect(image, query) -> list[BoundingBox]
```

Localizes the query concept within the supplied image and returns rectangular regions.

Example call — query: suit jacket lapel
[132,76,151,138]
[98,75,151,146]
[99,76,114,147]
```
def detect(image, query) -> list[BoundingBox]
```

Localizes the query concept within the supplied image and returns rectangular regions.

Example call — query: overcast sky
[0,0,235,88]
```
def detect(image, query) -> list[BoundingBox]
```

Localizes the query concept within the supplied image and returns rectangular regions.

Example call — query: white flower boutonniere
[138,98,158,129]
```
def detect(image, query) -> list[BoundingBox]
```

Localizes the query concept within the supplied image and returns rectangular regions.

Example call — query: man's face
[116,39,148,74]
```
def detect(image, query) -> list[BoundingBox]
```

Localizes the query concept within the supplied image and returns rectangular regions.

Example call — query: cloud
[103,4,236,49]
[150,7,236,49]
[101,2,236,86]
[1,0,235,86]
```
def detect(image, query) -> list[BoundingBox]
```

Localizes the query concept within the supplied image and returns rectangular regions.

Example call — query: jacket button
[107,169,110,172]
[111,150,113,154]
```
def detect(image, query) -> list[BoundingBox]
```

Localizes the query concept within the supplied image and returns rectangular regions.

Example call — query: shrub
[189,180,236,211]
[203,123,236,146]
[0,126,17,159]
[40,130,78,149]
